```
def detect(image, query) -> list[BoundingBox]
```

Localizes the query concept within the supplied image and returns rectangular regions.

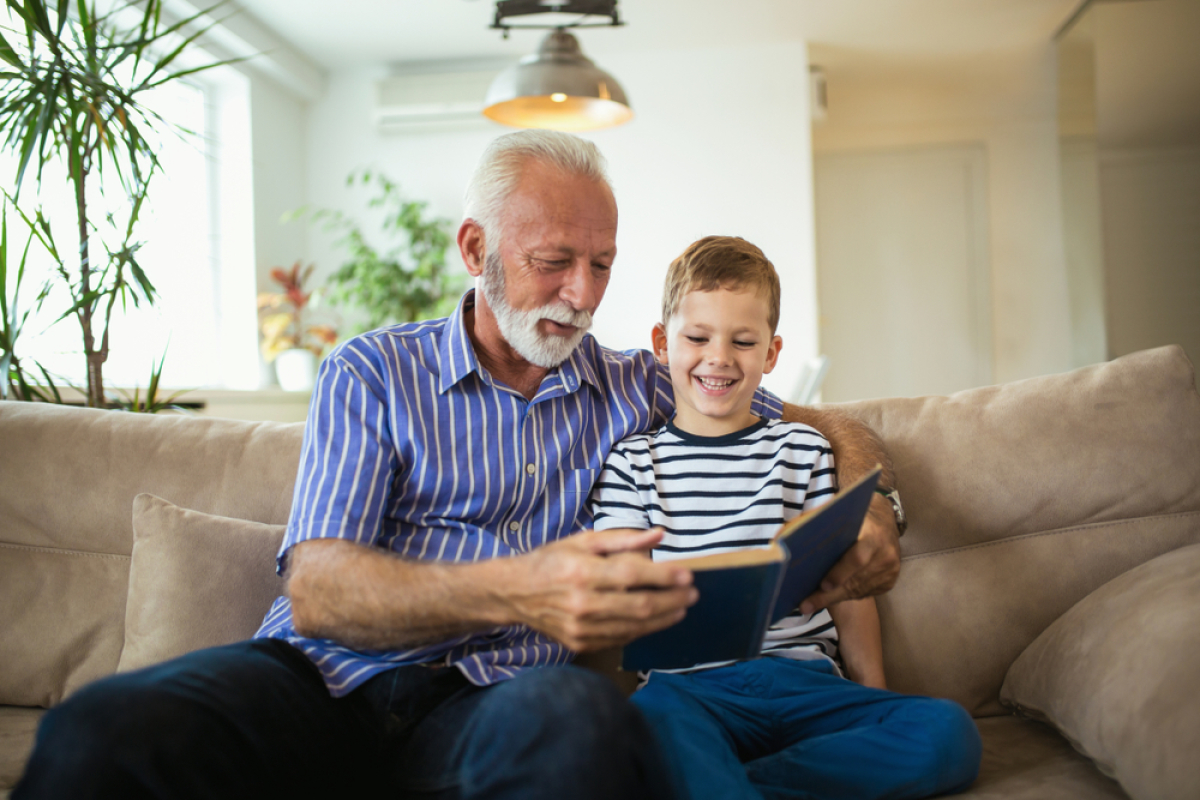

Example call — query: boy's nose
[704,343,733,365]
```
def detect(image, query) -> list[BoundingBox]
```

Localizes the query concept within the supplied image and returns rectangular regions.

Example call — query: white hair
[463,130,612,247]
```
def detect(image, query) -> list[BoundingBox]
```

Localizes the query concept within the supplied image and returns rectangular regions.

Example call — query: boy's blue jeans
[631,657,982,800]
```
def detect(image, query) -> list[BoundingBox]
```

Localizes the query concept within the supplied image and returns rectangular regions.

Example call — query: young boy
[588,236,981,800]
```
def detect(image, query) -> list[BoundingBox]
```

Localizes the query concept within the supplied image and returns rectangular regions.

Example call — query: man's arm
[781,402,901,613]
[284,345,696,654]
[287,528,698,653]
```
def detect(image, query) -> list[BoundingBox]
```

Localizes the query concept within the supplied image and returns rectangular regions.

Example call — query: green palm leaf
[0,0,244,405]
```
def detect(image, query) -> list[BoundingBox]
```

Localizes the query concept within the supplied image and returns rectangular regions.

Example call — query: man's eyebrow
[525,244,617,259]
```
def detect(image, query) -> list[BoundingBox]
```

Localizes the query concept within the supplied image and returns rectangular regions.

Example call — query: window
[5,66,258,393]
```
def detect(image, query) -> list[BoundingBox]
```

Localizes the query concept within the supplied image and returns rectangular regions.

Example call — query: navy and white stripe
[589,418,840,668]
[254,290,783,696]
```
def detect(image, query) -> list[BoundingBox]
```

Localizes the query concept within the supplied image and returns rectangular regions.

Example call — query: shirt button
[509,521,520,531]
[525,463,536,475]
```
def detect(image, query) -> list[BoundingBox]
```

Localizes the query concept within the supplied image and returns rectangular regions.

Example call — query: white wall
[1099,148,1200,368]
[1089,0,1200,370]
[250,74,311,292]
[814,145,994,401]
[1059,137,1109,368]
[215,72,313,389]
[811,47,1076,387]
[298,41,819,397]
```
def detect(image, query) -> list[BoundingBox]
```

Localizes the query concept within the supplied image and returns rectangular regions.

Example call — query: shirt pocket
[557,467,598,534]
[559,467,599,499]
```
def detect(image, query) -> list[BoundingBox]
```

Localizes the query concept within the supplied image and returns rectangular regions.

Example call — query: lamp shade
[484,29,632,131]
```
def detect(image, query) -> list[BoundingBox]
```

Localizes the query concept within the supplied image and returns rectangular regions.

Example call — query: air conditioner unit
[375,71,497,132]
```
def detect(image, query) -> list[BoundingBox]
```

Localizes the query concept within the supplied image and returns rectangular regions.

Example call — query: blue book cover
[769,467,882,623]
[620,557,786,671]
[620,467,882,672]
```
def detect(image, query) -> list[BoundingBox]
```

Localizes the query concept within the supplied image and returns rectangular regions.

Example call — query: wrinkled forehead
[498,163,618,242]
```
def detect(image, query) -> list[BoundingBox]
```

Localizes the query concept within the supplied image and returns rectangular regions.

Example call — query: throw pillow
[999,542,1200,800]
[118,494,286,673]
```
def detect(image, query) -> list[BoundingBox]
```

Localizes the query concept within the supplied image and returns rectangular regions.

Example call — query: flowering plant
[256,262,338,362]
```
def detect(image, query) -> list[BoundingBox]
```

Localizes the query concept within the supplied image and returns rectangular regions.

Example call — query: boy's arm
[588,445,652,533]
[781,402,901,613]
[827,597,887,690]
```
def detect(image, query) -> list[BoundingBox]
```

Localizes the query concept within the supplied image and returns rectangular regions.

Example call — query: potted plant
[257,262,337,391]
[0,0,235,406]
[1,197,55,401]
[297,169,466,334]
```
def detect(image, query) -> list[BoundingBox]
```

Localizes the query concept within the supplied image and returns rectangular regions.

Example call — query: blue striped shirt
[255,290,783,696]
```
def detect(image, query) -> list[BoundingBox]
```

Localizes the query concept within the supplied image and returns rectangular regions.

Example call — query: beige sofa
[2,345,1198,799]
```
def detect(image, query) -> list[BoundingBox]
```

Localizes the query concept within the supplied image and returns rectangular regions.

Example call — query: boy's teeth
[698,377,733,389]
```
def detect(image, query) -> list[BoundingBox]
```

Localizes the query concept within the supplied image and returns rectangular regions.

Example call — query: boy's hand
[800,498,900,614]
[502,528,698,652]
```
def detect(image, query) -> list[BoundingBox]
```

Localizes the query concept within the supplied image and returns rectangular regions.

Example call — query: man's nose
[559,261,599,311]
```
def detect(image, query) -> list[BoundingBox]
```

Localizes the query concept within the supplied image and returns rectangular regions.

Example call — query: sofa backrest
[3,346,1198,715]
[830,345,1200,716]
[0,404,303,707]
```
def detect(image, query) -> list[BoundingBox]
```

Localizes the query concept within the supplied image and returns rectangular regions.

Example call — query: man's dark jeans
[14,639,672,799]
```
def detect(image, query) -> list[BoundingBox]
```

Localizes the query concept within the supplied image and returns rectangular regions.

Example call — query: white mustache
[540,304,593,330]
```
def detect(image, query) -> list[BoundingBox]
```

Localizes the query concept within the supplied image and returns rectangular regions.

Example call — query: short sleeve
[277,342,400,573]
[588,446,651,532]
[754,385,784,419]
[801,432,837,513]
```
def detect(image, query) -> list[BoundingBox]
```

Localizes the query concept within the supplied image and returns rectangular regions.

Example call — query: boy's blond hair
[661,236,781,333]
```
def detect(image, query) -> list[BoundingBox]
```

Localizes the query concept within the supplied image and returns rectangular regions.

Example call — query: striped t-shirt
[254,290,783,696]
[588,418,840,669]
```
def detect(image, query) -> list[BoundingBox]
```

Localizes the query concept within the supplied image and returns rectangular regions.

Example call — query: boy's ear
[762,335,783,375]
[651,323,669,365]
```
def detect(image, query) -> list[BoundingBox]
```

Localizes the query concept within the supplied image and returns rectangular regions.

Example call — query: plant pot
[275,348,317,392]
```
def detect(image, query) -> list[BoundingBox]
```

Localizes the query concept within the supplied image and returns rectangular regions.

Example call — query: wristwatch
[873,487,908,537]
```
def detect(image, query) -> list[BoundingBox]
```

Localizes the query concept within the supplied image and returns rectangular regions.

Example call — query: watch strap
[873,486,907,537]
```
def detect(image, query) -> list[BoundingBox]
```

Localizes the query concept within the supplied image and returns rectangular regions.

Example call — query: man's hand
[500,528,698,652]
[800,498,900,614]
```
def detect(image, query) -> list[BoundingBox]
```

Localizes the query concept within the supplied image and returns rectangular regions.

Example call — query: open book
[620,467,882,671]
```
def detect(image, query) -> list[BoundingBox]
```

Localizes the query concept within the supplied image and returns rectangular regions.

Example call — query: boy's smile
[653,287,782,437]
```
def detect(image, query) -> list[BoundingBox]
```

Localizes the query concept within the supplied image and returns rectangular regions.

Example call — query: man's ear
[651,323,669,365]
[762,335,783,375]
[458,219,486,277]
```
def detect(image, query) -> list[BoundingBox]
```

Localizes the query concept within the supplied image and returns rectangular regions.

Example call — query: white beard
[478,250,593,369]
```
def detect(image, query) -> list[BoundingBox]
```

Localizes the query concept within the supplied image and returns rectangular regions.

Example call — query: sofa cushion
[832,344,1200,714]
[118,495,286,673]
[830,345,1200,558]
[0,544,130,708]
[963,716,1129,799]
[0,706,44,792]
[0,403,303,706]
[999,543,1200,800]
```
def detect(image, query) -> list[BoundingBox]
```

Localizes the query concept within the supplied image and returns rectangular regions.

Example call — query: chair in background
[789,355,830,405]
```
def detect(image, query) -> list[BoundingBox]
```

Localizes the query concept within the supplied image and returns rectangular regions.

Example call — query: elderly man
[15,131,901,800]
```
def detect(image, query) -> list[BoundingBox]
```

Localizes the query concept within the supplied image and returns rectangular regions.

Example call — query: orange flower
[258,262,337,361]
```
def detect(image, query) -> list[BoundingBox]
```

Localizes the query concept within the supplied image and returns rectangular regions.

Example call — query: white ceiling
[233,0,1083,72]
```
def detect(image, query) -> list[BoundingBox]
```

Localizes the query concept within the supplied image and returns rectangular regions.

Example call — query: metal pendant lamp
[483,1,632,132]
